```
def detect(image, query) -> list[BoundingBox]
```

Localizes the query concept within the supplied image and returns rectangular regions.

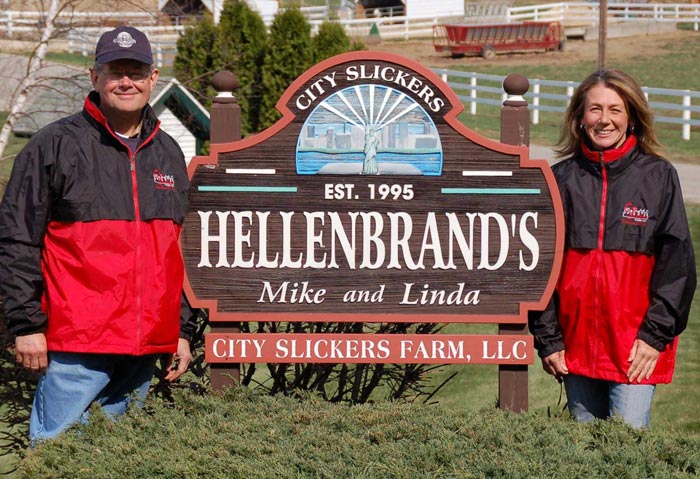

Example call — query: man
[0,26,195,442]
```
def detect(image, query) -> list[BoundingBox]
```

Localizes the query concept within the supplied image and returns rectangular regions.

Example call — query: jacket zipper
[592,152,608,376]
[104,129,146,353]
[129,149,143,353]
[131,130,159,354]
[130,128,159,354]
[113,128,158,355]
[597,152,608,250]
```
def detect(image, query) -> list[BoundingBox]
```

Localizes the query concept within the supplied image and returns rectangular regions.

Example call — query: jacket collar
[581,134,637,164]
[576,134,640,178]
[83,91,160,142]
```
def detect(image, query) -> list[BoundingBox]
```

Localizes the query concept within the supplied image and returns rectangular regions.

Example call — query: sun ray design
[375,87,393,127]
[320,102,363,129]
[375,92,406,129]
[354,85,369,122]
[377,102,420,130]
[336,91,366,127]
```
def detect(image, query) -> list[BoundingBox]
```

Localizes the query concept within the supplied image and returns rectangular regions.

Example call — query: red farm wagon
[433,21,565,59]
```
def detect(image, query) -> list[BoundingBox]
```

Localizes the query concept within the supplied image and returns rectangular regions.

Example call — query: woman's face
[581,84,631,150]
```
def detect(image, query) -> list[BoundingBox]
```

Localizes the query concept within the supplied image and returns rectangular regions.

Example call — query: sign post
[183,52,564,408]
[208,70,242,391]
[499,73,532,412]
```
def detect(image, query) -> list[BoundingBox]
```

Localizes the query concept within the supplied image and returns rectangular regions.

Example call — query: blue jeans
[30,352,158,443]
[563,374,655,429]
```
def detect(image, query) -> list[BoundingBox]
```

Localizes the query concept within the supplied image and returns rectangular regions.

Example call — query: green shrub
[20,389,700,478]
[259,7,314,130]
[215,0,268,135]
[173,14,218,109]
[313,20,352,63]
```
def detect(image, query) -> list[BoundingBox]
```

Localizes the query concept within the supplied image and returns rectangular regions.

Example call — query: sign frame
[182,51,564,328]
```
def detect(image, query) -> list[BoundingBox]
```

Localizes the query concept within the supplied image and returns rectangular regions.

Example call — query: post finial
[503,74,529,106]
[212,71,239,104]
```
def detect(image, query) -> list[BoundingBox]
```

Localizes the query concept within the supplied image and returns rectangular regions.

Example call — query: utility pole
[598,0,608,68]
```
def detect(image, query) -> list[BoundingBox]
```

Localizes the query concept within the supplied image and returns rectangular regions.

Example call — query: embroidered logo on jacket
[622,202,649,226]
[153,169,176,190]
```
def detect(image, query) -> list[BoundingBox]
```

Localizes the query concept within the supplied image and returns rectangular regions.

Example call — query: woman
[529,69,696,428]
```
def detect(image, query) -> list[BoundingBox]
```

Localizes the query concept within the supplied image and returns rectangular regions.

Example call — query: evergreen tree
[259,7,314,130]
[313,20,352,63]
[215,0,268,135]
[173,14,218,110]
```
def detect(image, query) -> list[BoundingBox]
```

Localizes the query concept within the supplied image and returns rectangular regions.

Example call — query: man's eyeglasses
[100,68,153,83]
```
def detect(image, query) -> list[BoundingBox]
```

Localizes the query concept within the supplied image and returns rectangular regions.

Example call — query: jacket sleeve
[528,160,568,358]
[637,166,697,350]
[179,292,198,342]
[528,291,566,358]
[0,136,53,336]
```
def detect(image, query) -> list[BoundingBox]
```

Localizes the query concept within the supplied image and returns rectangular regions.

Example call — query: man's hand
[15,333,48,374]
[541,350,568,381]
[163,338,192,382]
[627,339,660,383]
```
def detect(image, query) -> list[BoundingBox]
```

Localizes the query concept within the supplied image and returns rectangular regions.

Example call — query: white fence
[316,14,458,40]
[507,2,700,31]
[433,69,700,141]
[0,10,159,38]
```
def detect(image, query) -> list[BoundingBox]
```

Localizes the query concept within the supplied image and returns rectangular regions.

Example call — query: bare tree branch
[0,0,61,160]
[0,0,158,162]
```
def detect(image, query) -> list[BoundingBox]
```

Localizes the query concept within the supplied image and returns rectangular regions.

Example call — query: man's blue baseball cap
[95,26,153,65]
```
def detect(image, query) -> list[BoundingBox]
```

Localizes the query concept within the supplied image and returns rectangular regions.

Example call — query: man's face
[90,59,158,118]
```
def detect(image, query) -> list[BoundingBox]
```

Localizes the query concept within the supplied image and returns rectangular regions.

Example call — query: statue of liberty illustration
[362,125,380,175]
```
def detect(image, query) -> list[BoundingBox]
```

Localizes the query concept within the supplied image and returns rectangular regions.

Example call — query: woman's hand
[627,339,660,383]
[541,350,568,381]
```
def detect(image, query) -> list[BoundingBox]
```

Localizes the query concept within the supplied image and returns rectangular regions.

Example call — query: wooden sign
[182,52,564,364]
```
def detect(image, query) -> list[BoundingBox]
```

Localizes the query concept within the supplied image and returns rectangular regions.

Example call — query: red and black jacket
[529,136,696,384]
[0,91,195,355]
